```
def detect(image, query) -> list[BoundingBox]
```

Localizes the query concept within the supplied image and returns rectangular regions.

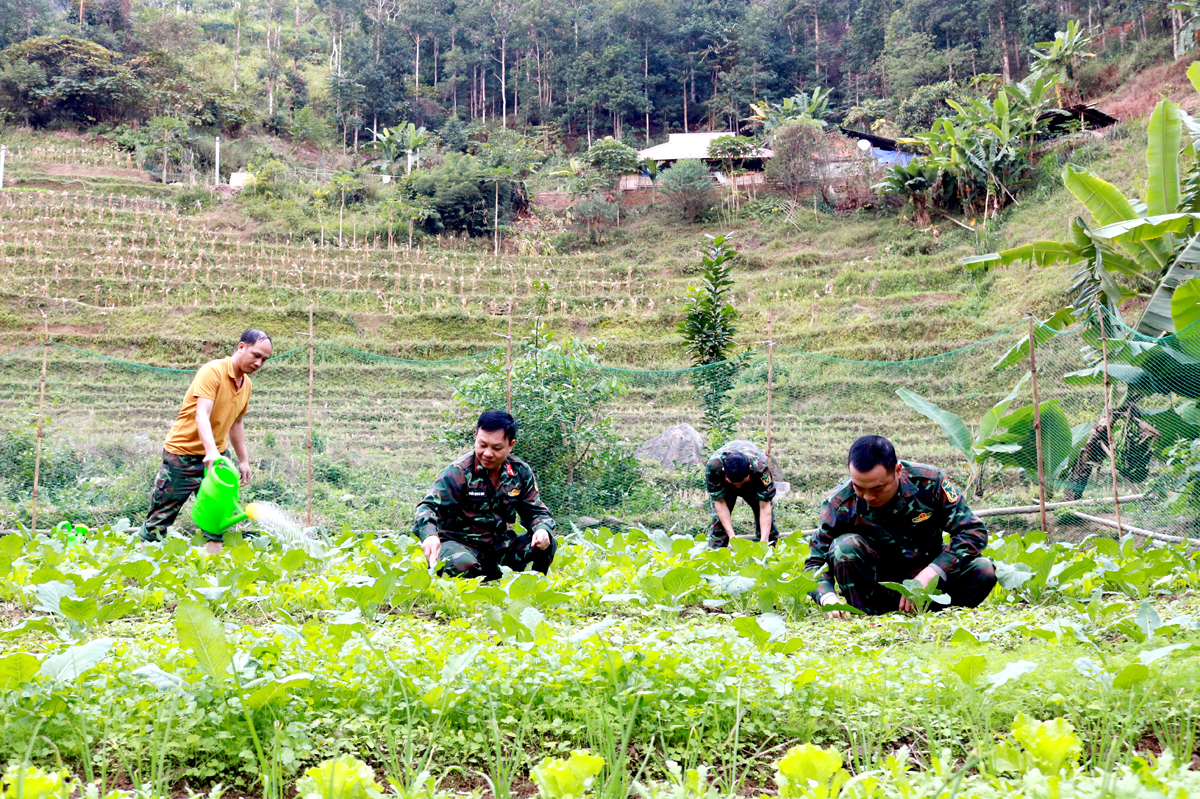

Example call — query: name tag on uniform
[466,488,488,499]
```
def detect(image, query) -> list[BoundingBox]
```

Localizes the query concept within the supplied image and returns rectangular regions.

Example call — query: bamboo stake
[30,313,48,536]
[1028,313,1048,532]
[506,290,515,414]
[1095,297,1123,536]
[306,301,315,527]
[764,313,775,461]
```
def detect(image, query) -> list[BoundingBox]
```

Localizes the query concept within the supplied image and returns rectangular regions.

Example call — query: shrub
[678,235,742,445]
[174,186,218,215]
[291,105,331,147]
[409,152,515,237]
[896,80,957,135]
[440,322,639,514]
[765,120,836,204]
[583,137,640,180]
[247,157,288,197]
[657,159,714,224]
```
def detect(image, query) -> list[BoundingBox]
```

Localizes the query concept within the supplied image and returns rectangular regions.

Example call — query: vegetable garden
[3,60,1200,799]
[2,523,1200,799]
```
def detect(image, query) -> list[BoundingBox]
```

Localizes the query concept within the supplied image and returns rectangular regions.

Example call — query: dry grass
[1093,57,1199,120]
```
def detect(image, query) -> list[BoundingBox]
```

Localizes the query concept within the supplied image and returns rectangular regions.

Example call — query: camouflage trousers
[437,531,557,581]
[138,450,228,543]
[709,491,779,548]
[825,533,996,615]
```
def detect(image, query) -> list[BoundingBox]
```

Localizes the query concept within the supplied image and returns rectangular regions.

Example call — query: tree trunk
[233,3,242,91]
[644,39,650,144]
[682,78,688,133]
[998,7,1011,82]
[813,10,819,80]
[493,181,500,256]
[500,34,508,127]
[1173,8,1181,61]
[414,32,421,90]
[1063,422,1107,501]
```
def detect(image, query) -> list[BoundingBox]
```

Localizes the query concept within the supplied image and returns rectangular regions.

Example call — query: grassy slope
[0,118,1155,534]
[0,122,1147,362]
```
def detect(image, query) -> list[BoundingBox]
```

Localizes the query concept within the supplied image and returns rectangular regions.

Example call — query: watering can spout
[191,457,249,536]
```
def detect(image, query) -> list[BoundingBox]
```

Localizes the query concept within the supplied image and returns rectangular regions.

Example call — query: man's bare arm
[228,414,251,486]
[713,498,735,539]
[757,500,773,543]
[195,398,221,469]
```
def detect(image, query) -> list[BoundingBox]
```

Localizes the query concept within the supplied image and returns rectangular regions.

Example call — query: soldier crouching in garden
[705,439,778,548]
[413,410,556,580]
[806,435,997,617]
[137,329,273,553]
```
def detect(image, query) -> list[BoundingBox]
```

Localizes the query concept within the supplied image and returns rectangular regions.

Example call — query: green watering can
[191,456,250,535]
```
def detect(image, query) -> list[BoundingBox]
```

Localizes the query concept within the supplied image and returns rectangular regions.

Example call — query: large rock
[635,423,706,468]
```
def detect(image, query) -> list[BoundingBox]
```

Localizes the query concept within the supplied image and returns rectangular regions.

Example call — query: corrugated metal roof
[638,132,774,161]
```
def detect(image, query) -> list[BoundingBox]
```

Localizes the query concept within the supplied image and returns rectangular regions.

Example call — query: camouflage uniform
[413,452,557,580]
[705,440,778,548]
[138,450,231,543]
[805,461,996,615]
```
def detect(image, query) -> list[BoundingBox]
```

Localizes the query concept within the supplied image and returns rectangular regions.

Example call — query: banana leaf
[1146,100,1183,217]
[980,400,1082,478]
[1171,278,1200,337]
[896,389,972,455]
[963,241,1083,271]
[1062,165,1172,271]
[1090,213,1200,244]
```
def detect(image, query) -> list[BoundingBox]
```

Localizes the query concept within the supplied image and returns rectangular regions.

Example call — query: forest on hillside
[0,0,1179,149]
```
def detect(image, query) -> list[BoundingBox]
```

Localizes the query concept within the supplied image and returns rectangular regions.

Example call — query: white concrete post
[0,145,6,190]
[215,136,221,186]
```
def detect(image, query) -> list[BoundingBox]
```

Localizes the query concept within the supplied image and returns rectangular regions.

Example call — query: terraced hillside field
[0,126,1168,538]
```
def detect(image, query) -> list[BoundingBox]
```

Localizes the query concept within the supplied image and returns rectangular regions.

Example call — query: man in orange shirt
[137,330,272,552]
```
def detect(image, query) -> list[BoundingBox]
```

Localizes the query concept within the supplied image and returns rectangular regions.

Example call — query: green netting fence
[0,306,1197,543]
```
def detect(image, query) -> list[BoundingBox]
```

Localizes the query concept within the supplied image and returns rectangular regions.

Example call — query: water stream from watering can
[245,501,326,557]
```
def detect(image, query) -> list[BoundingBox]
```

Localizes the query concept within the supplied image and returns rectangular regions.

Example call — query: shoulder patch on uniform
[912,511,932,524]
[761,471,772,486]
[943,480,960,503]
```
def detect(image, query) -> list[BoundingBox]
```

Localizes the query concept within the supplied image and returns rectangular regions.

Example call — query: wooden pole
[976,493,1144,518]
[1067,510,1195,546]
[764,314,775,461]
[30,313,48,536]
[1028,313,1048,532]
[306,300,314,527]
[505,302,514,414]
[1095,297,1123,535]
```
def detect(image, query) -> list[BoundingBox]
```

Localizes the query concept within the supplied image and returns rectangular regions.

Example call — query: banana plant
[746,88,832,137]
[874,160,946,227]
[367,123,430,176]
[1028,20,1095,108]
[896,373,1030,495]
[965,94,1194,332]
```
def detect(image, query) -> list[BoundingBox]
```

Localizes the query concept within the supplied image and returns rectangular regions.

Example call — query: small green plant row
[1,523,1198,636]
[7,716,1199,799]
